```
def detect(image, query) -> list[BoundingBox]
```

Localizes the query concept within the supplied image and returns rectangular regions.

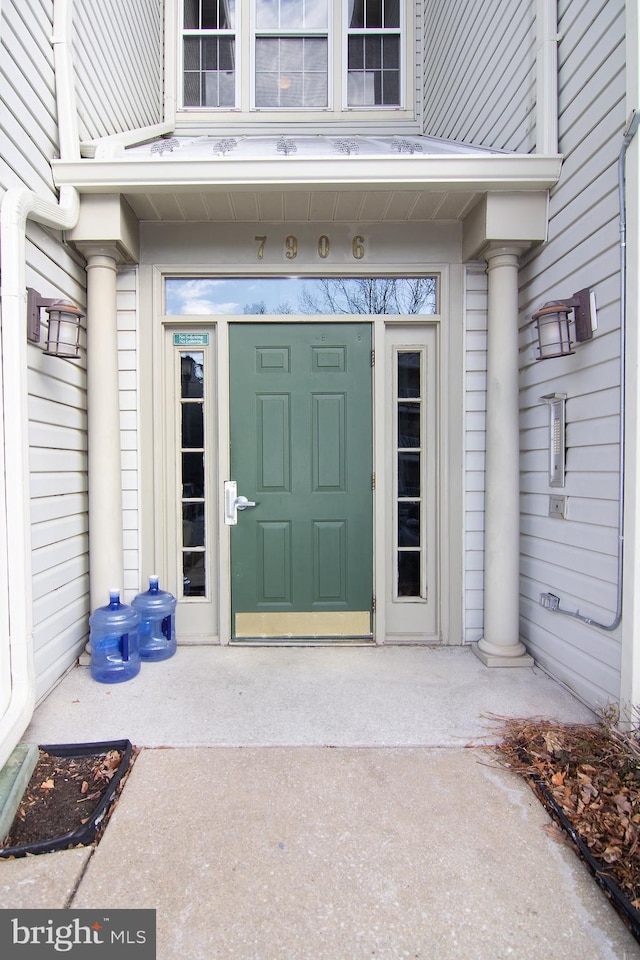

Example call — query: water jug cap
[109,588,120,601]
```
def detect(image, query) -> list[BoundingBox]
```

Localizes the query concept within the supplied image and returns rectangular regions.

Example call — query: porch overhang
[52,153,562,196]
[56,135,561,257]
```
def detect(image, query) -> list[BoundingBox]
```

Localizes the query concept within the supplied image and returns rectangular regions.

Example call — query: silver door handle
[224,481,258,525]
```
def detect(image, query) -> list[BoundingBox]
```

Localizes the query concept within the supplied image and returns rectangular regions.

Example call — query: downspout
[547,111,640,632]
[0,0,80,769]
[536,0,560,155]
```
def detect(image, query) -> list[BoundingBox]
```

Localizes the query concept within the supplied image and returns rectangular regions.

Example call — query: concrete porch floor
[2,646,638,958]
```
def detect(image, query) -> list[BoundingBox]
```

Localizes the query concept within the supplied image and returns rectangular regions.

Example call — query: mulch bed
[1,746,134,853]
[489,714,640,939]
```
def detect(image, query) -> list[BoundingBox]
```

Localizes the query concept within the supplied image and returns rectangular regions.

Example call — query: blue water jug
[132,575,177,661]
[90,590,141,683]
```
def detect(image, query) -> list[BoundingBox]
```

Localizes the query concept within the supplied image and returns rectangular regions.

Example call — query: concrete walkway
[2,647,638,958]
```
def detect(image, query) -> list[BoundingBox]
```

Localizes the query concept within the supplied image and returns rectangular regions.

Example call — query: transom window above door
[180,0,408,116]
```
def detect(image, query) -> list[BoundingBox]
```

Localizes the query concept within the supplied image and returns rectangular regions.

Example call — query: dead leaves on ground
[489,715,640,908]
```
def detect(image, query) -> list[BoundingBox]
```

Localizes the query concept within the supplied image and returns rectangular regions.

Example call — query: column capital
[482,242,529,265]
[77,244,122,266]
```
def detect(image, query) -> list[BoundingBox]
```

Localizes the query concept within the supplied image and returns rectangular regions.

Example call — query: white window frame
[180,0,241,110]
[343,0,405,111]
[250,1,334,112]
[174,0,416,127]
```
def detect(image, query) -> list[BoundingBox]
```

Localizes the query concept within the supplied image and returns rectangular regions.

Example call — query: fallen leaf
[543,822,570,845]
[577,764,598,779]
[551,771,565,786]
[543,732,564,756]
[81,781,89,794]
[40,779,55,790]
[603,845,623,864]
[613,794,633,816]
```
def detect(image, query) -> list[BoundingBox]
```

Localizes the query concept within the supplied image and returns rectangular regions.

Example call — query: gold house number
[254,235,366,260]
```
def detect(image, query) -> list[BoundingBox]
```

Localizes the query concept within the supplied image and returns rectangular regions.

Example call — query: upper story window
[347,1,401,106]
[255,0,329,108]
[183,1,237,108]
[180,0,409,115]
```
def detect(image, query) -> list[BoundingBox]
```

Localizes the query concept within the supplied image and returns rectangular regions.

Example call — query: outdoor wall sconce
[532,288,597,360]
[27,288,84,359]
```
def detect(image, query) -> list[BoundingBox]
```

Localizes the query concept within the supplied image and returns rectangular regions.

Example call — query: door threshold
[229,637,376,647]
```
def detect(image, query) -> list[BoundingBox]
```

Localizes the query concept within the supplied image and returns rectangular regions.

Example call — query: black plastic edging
[532,774,640,943]
[0,739,132,859]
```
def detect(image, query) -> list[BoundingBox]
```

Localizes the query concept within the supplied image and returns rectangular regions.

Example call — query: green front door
[229,323,373,639]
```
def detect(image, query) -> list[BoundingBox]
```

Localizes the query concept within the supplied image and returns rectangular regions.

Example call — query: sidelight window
[395,350,424,598]
[179,351,207,597]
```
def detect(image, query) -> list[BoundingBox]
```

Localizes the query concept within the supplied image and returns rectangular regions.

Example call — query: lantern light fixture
[27,288,84,359]
[532,288,597,360]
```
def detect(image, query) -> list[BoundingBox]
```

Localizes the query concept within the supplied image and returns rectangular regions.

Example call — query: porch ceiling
[121,187,485,223]
[53,134,562,225]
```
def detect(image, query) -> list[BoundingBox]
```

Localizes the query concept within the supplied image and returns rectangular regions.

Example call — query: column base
[472,640,534,668]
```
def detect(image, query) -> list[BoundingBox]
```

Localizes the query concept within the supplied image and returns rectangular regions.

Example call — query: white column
[474,246,533,666]
[86,254,124,612]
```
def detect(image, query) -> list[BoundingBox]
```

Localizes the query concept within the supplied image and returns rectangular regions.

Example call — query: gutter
[0,0,80,770]
[80,122,176,159]
[51,154,564,193]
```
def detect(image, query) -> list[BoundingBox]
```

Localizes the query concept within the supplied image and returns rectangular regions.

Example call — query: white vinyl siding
[464,264,487,644]
[518,0,625,708]
[73,0,164,141]
[117,267,141,602]
[423,0,536,153]
[0,0,57,198]
[27,223,90,703]
[0,2,91,702]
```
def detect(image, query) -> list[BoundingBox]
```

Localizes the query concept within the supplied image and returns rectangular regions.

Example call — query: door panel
[229,322,373,639]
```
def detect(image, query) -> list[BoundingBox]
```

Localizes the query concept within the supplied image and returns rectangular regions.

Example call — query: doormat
[0,740,133,859]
